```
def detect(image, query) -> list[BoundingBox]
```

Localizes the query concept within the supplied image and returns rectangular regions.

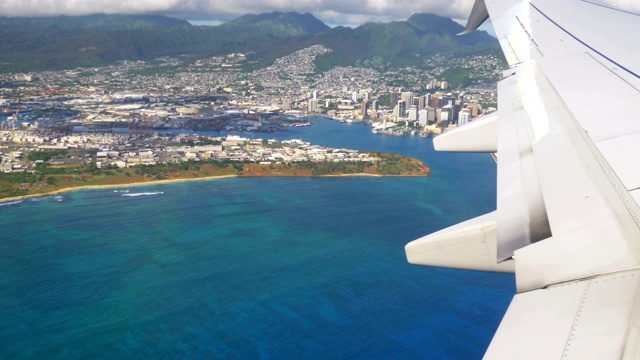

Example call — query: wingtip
[459,0,489,36]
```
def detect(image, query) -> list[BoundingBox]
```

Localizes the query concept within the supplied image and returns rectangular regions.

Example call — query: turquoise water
[0,119,514,359]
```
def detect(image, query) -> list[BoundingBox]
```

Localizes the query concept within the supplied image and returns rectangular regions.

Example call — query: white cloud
[0,0,637,27]
[0,0,477,24]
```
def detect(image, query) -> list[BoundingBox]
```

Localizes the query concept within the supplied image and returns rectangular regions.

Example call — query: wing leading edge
[405,0,640,358]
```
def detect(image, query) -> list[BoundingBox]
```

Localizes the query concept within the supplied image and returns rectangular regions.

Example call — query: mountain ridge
[0,14,189,30]
[0,12,499,73]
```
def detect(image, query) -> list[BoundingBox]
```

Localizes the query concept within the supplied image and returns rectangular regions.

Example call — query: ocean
[0,118,515,359]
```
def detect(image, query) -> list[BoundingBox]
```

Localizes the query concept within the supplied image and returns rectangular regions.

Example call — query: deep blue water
[0,118,514,359]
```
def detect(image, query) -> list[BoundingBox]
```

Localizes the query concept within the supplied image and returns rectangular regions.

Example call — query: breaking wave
[0,200,23,207]
[122,192,164,197]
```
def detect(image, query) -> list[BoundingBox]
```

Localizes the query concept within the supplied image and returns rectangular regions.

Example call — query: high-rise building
[418,95,426,110]
[352,91,358,103]
[431,94,442,108]
[441,111,449,122]
[418,109,429,126]
[389,91,399,108]
[393,100,406,120]
[401,92,414,109]
[282,98,292,111]
[397,100,406,119]
[458,109,471,125]
[443,95,456,107]
[308,99,319,113]
[441,81,449,90]
[361,101,369,119]
[372,100,379,112]
[425,106,436,122]
[408,106,418,121]
[470,103,479,117]
[441,105,454,123]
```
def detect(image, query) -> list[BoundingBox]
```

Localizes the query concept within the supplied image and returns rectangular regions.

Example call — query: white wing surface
[405,0,640,358]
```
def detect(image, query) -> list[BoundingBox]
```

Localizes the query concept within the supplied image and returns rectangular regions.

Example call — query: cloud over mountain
[1,0,637,27]
[0,0,483,25]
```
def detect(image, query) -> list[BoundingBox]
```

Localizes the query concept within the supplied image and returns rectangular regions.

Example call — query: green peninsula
[0,135,429,201]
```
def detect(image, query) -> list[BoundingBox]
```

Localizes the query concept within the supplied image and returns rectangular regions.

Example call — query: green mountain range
[0,14,189,30]
[221,12,330,36]
[0,12,498,73]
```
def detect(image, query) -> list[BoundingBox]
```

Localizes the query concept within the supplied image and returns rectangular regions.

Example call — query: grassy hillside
[0,12,499,73]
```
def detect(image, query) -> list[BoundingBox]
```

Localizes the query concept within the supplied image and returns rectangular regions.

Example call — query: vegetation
[0,12,498,73]
[374,153,428,175]
[295,160,373,175]
[181,137,223,147]
[311,14,498,73]
[0,152,428,200]
[27,150,68,162]
[439,66,473,89]
[0,172,37,184]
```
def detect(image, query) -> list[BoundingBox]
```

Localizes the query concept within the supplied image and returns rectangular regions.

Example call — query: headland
[0,134,429,203]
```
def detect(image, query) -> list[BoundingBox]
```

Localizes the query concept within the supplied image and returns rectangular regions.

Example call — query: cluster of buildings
[0,44,503,137]
[390,90,482,125]
[0,132,380,173]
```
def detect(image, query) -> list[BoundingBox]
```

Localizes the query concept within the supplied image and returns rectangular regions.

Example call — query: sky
[0,0,638,28]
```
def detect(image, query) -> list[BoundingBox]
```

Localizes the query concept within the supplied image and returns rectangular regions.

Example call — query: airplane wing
[405,0,640,358]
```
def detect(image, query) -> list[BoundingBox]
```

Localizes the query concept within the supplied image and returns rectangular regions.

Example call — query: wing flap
[432,113,497,152]
[496,73,551,261]
[405,212,514,273]
[597,133,640,191]
[485,270,640,359]
[510,60,640,291]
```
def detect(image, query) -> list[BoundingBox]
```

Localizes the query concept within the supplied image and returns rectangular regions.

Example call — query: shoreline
[0,172,429,204]
[0,174,238,204]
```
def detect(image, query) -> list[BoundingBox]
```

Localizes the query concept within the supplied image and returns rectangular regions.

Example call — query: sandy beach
[0,174,238,204]
[0,170,432,205]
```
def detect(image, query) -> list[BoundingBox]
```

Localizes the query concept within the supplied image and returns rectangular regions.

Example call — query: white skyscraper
[401,91,414,108]
[308,99,319,113]
[418,109,429,126]
[458,110,471,125]
[408,106,418,121]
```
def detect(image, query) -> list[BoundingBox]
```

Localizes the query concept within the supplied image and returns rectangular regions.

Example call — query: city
[0,45,503,139]
[0,44,503,193]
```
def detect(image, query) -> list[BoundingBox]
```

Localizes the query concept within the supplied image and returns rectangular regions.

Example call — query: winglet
[458,0,489,35]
